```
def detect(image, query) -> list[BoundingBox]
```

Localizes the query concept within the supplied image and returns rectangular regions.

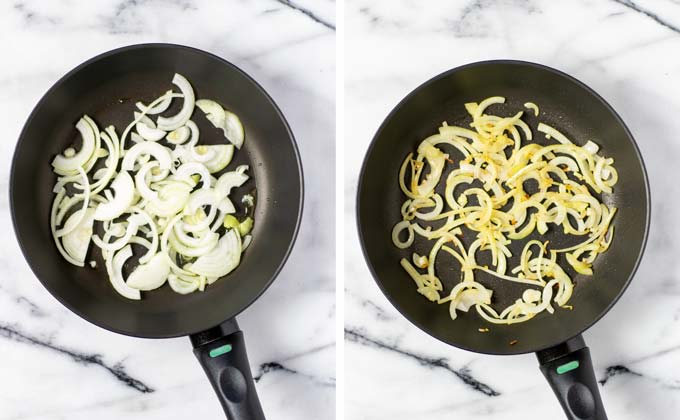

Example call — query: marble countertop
[344,1,680,419]
[0,1,335,419]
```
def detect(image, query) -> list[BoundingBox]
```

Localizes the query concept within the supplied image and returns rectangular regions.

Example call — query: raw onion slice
[201,145,235,173]
[54,167,90,237]
[168,273,200,294]
[145,182,192,217]
[134,112,167,141]
[196,99,227,130]
[189,229,241,278]
[50,72,252,300]
[156,74,195,131]
[135,162,160,201]
[215,166,249,198]
[52,117,97,174]
[222,111,245,149]
[196,99,245,149]
[122,142,172,171]
[175,162,212,189]
[105,245,140,300]
[135,90,177,115]
[93,171,135,221]
[126,253,170,291]
[166,125,191,145]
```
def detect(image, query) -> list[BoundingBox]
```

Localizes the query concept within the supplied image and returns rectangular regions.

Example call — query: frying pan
[357,60,649,420]
[10,44,303,420]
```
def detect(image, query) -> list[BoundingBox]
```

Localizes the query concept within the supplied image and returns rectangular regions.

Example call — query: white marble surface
[0,1,335,419]
[345,1,680,419]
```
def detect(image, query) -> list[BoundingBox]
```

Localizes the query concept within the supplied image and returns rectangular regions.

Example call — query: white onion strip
[49,73,252,300]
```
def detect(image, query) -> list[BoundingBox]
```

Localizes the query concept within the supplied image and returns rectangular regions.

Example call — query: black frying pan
[10,44,303,420]
[357,60,649,420]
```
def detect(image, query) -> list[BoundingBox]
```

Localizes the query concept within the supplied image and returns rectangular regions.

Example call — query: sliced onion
[130,206,158,264]
[135,90,178,115]
[105,245,140,300]
[130,132,144,144]
[188,229,241,278]
[156,74,195,131]
[393,96,618,326]
[538,123,573,145]
[222,111,245,149]
[54,167,90,237]
[201,145,234,173]
[220,197,237,213]
[196,99,227,129]
[135,162,159,201]
[392,221,414,249]
[215,166,249,198]
[242,235,253,250]
[90,132,118,193]
[51,190,84,266]
[93,214,144,251]
[166,125,191,145]
[62,208,95,263]
[50,73,251,300]
[183,189,218,232]
[145,182,192,217]
[169,229,219,257]
[122,142,172,171]
[126,253,170,291]
[415,142,446,197]
[134,112,167,141]
[524,102,539,116]
[190,144,217,163]
[168,273,200,294]
[52,117,97,174]
[196,99,245,149]
[583,140,600,155]
[174,221,213,247]
[93,171,135,221]
[175,162,212,189]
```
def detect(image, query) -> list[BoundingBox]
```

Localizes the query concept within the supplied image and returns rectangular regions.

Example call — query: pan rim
[10,42,304,339]
[355,59,651,355]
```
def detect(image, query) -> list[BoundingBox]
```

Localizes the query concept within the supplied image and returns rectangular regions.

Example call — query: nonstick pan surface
[10,44,303,338]
[357,60,649,355]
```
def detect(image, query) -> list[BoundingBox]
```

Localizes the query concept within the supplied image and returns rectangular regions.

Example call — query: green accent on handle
[556,360,580,374]
[209,344,232,358]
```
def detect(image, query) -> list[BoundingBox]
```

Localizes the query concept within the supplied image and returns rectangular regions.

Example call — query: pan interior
[11,45,302,338]
[358,61,649,355]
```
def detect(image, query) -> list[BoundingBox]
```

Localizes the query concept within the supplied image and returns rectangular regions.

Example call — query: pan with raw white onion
[11,44,303,420]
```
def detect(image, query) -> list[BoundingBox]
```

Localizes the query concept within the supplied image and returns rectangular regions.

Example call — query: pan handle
[190,319,266,420]
[536,334,607,420]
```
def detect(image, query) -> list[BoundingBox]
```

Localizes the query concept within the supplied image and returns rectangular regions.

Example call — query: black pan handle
[536,335,607,420]
[190,319,265,420]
